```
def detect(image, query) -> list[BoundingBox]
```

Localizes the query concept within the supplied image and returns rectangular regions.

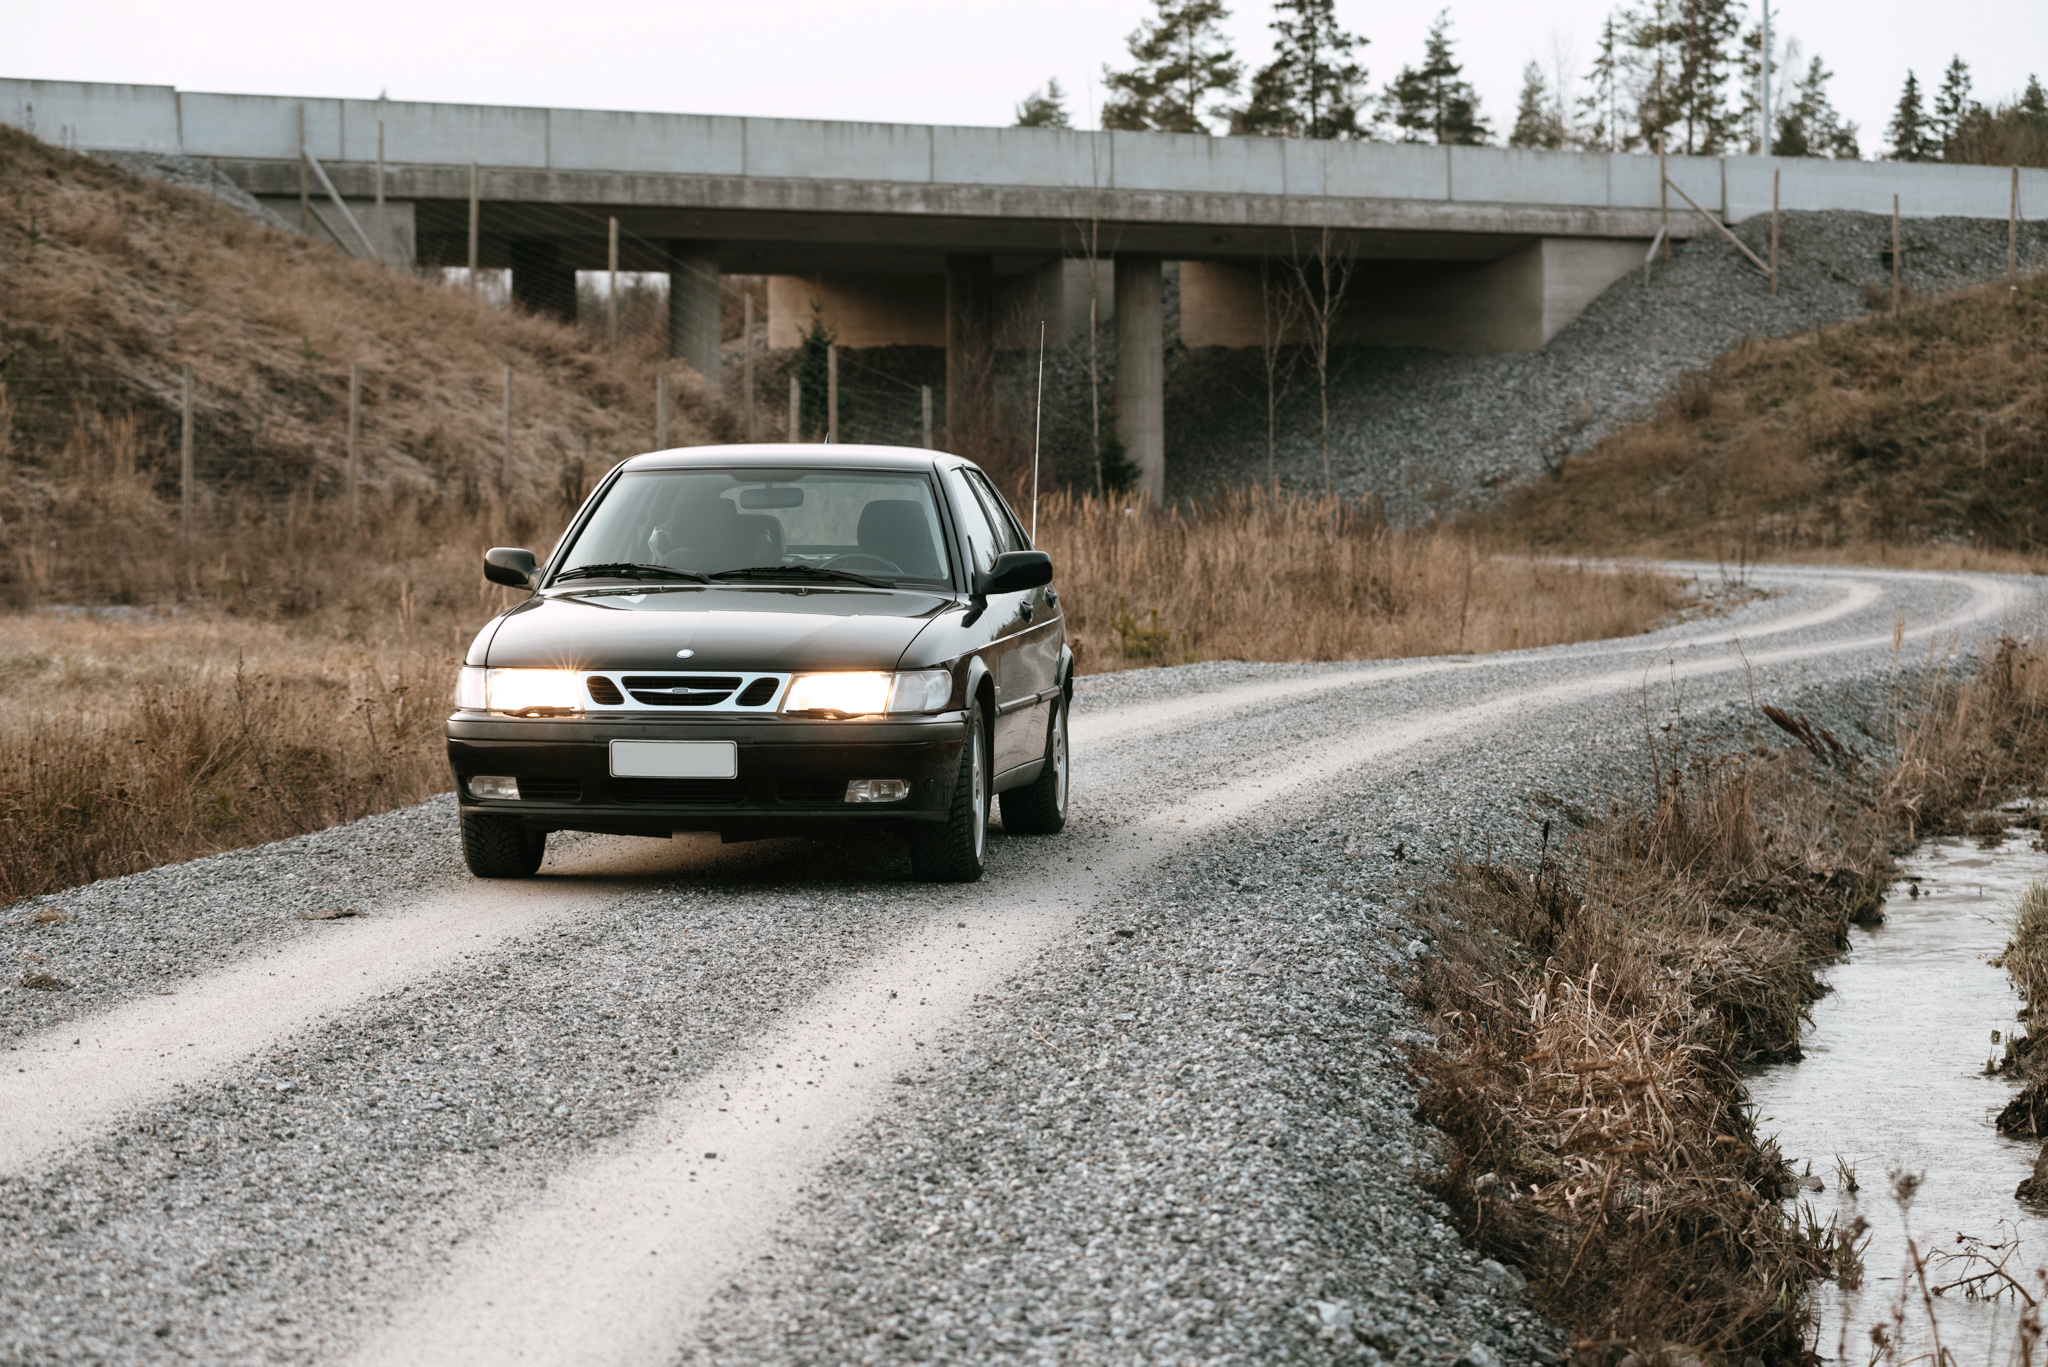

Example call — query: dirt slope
[1462,269,2048,559]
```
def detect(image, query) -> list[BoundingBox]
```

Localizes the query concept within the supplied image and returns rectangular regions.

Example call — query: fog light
[845,779,910,804]
[469,775,520,800]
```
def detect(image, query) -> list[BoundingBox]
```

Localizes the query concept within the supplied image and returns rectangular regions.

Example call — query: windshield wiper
[708,565,891,589]
[553,563,708,584]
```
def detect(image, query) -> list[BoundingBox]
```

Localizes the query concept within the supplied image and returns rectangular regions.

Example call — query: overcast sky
[12,0,2045,157]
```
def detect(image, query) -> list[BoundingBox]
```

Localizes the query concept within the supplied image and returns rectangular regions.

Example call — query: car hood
[479,585,954,672]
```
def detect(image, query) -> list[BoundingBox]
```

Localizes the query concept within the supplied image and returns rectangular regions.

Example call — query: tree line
[1010,0,2046,167]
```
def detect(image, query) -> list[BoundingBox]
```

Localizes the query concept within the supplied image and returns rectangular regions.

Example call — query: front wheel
[907,702,989,883]
[998,695,1068,835]
[461,813,546,878]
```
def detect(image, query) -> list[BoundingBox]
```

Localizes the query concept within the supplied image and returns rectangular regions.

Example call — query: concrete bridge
[5,78,2038,499]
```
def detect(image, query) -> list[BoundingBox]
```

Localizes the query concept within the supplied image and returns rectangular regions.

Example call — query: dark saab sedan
[446,445,1070,883]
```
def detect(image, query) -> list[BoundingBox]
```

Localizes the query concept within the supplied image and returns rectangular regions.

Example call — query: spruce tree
[1887,70,1931,161]
[1015,79,1071,129]
[1628,0,1680,154]
[1101,0,1243,134]
[1931,56,1973,156]
[1383,11,1490,145]
[1576,13,1625,151]
[1775,54,1859,159]
[1669,0,1741,152]
[1509,63,1564,148]
[1237,0,1368,139]
[2023,75,2047,121]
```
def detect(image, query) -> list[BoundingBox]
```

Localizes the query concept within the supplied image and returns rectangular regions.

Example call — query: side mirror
[484,547,539,589]
[976,550,1052,596]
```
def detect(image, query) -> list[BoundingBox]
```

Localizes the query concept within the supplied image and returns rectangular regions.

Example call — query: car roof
[618,444,965,474]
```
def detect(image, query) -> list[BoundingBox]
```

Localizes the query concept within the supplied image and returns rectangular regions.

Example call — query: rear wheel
[461,813,546,878]
[908,702,989,883]
[998,695,1069,835]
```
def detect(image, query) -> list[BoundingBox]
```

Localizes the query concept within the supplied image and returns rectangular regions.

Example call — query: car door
[941,467,1034,776]
[964,468,1061,758]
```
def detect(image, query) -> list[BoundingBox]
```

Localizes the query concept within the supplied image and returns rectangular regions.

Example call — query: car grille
[585,676,625,705]
[777,779,848,804]
[608,777,748,804]
[619,675,745,706]
[735,677,780,707]
[517,776,582,803]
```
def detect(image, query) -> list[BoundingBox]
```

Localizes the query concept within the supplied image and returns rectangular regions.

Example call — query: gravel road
[1,564,2035,1366]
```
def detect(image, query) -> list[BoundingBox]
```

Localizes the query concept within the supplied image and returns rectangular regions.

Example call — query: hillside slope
[1462,270,2048,558]
[0,124,725,604]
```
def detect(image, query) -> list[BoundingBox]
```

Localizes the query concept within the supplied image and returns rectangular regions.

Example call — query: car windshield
[553,468,955,590]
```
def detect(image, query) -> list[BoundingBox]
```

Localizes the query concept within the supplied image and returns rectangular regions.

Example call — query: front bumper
[445,710,969,839]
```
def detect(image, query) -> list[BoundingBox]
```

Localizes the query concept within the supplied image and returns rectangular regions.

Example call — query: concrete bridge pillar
[1113,254,1164,503]
[509,240,576,325]
[667,241,721,382]
[944,254,994,455]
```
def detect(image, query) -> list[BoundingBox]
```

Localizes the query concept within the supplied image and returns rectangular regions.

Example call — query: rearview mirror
[739,485,804,509]
[484,547,539,589]
[976,550,1052,596]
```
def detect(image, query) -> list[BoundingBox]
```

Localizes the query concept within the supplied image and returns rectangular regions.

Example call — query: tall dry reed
[1037,487,1688,671]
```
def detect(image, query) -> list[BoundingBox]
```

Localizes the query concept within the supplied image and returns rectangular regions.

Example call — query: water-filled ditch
[1748,823,2048,1359]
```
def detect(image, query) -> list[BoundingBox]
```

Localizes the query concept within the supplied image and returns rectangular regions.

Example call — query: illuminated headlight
[483,668,583,716]
[782,670,953,718]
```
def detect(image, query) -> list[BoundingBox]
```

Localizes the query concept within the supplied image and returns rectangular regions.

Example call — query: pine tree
[1931,56,1973,156]
[1383,10,1490,145]
[2023,75,2048,121]
[1887,70,1932,161]
[1668,0,1741,152]
[1774,53,1858,159]
[1576,12,1626,150]
[1101,0,1243,134]
[1015,79,1071,129]
[1627,0,1679,154]
[1237,0,1368,139]
[1508,63,1565,148]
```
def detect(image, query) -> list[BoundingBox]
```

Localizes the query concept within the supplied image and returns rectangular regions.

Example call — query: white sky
[11,0,2045,156]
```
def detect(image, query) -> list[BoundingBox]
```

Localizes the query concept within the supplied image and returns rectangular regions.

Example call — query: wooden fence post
[788,376,801,442]
[1658,142,1670,262]
[1892,193,1902,314]
[297,105,309,234]
[2013,166,2022,286]
[607,216,620,353]
[374,120,386,266]
[655,372,668,451]
[1770,166,1780,296]
[467,163,480,297]
[501,366,514,494]
[921,385,933,450]
[347,362,361,517]
[827,344,839,443]
[742,293,756,442]
[180,365,194,541]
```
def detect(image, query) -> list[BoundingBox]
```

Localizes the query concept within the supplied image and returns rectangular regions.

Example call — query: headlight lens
[784,670,953,717]
[483,668,583,715]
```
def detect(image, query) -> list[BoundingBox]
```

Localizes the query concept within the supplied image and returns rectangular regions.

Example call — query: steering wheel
[822,553,903,576]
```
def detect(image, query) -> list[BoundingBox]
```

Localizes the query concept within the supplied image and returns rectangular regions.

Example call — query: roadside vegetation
[1467,268,2048,566]
[1406,638,2048,1360]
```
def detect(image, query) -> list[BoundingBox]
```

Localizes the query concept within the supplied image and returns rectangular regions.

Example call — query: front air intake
[586,676,625,705]
[735,677,780,707]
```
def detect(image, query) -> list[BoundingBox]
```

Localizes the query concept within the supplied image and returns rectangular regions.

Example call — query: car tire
[461,813,546,878]
[998,695,1068,835]
[907,701,989,883]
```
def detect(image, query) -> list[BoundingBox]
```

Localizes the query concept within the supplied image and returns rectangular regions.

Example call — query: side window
[966,472,1027,551]
[943,469,1002,577]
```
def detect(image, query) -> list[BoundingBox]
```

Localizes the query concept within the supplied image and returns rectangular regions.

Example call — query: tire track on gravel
[343,568,2022,1367]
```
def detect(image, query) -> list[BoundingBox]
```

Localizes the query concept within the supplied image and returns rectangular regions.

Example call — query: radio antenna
[1031,319,1046,541]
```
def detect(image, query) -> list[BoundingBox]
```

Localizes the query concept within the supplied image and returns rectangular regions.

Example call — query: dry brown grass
[1408,638,2048,1362]
[1039,487,1691,671]
[1467,270,2048,564]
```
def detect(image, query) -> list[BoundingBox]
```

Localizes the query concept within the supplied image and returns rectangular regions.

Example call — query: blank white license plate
[609,740,737,779]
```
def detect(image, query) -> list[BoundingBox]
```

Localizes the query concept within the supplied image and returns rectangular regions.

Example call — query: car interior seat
[856,500,944,580]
